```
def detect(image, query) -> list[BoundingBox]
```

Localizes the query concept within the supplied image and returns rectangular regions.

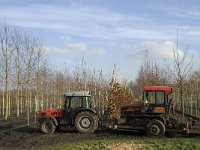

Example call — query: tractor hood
[121,102,144,112]
[40,109,64,118]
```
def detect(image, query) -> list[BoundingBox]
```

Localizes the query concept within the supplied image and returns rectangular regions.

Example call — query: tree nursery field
[1,7,200,150]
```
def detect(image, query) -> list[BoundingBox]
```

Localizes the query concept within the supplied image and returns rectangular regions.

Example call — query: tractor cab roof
[144,86,172,95]
[64,91,91,97]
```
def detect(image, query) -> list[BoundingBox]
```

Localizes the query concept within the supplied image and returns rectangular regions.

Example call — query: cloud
[68,42,88,53]
[45,43,87,56]
[0,2,176,41]
[143,41,180,60]
[1,1,199,46]
[93,48,106,56]
[0,1,199,44]
[45,42,106,58]
[186,31,200,36]
[45,47,75,57]
[126,41,184,61]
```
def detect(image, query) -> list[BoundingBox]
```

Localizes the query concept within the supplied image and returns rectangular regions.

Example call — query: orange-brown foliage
[106,83,134,119]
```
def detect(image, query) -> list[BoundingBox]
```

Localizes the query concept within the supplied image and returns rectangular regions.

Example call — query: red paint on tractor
[122,102,143,112]
[144,86,172,95]
[40,109,64,118]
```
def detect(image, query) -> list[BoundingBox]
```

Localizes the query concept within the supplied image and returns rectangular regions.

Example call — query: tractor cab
[63,91,96,124]
[121,86,173,116]
[142,86,173,113]
[64,91,92,109]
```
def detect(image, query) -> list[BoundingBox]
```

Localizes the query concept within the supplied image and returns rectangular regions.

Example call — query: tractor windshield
[143,91,165,105]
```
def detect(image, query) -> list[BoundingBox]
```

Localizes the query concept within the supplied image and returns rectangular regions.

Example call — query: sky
[0,0,200,81]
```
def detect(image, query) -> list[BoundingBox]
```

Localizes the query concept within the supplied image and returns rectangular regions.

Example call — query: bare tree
[0,23,15,119]
[12,28,24,117]
[132,50,170,99]
[167,42,193,118]
[23,35,42,125]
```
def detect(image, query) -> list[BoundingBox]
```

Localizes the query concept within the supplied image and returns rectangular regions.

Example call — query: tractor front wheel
[75,111,98,133]
[41,119,56,134]
[146,119,165,137]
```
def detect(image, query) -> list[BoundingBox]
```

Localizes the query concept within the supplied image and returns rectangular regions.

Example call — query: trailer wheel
[146,120,165,137]
[41,119,56,134]
[75,111,98,133]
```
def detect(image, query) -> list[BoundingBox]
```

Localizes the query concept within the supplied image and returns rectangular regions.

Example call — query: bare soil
[0,125,147,150]
[0,112,200,150]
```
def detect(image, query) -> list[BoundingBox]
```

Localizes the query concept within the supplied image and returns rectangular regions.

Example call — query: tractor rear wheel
[75,111,98,133]
[41,119,56,134]
[146,119,165,137]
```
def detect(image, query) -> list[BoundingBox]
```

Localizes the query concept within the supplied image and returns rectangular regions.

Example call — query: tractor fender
[50,117,58,126]
[152,116,166,125]
[72,108,97,124]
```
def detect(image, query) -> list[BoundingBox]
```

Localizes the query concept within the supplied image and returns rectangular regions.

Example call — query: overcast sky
[0,0,200,80]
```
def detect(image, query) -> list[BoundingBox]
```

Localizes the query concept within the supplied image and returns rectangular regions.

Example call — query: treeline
[0,23,45,123]
[0,23,111,124]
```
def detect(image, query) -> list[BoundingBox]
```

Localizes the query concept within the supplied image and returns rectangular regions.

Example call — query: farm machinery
[39,86,195,137]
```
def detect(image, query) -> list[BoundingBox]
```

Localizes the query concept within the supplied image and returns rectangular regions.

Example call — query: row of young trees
[0,23,111,124]
[0,23,45,122]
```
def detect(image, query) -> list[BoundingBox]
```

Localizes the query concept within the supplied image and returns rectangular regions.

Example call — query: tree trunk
[16,66,21,117]
[180,83,185,119]
[2,90,4,116]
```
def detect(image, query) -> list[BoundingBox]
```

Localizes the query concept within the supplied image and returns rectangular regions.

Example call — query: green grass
[38,138,200,150]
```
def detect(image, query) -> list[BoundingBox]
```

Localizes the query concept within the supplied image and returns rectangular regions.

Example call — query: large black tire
[41,119,56,134]
[75,111,98,133]
[146,119,165,137]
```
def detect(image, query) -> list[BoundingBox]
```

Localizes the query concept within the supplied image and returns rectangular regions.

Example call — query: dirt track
[1,112,200,150]
[0,125,147,150]
[0,114,146,150]
[1,125,200,150]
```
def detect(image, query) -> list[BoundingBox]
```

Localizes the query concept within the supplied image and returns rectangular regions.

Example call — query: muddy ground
[1,125,200,150]
[1,112,200,150]
[0,125,147,150]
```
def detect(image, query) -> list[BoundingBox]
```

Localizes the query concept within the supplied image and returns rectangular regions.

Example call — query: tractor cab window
[82,96,92,108]
[144,91,165,105]
[70,97,82,108]
[156,91,165,104]
[146,91,156,104]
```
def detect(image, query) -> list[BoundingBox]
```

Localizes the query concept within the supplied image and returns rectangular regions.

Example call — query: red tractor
[39,86,193,137]
[113,86,193,137]
[39,91,98,133]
